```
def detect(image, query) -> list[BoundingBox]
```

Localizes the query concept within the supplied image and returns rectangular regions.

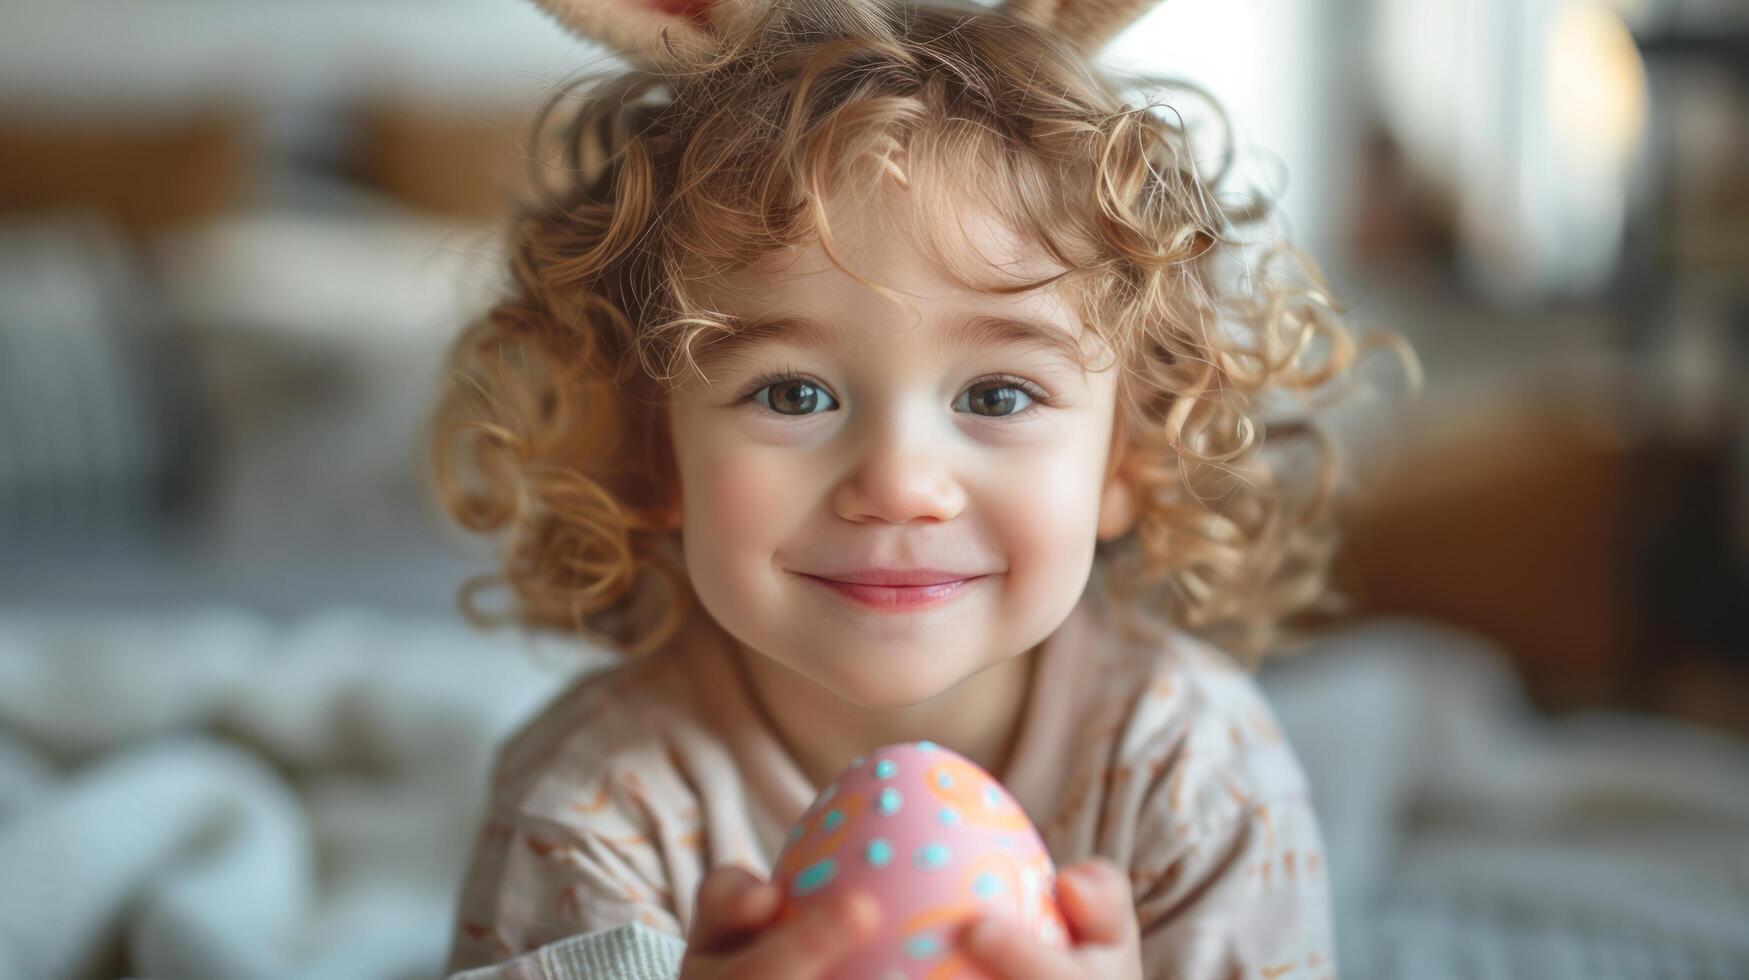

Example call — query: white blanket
[2,607,1746,979]
[1261,619,1749,977]
[0,606,600,980]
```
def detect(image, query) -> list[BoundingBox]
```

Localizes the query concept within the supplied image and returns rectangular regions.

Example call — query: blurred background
[1,0,1745,977]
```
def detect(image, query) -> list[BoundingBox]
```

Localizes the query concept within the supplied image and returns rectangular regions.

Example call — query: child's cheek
[998,449,1100,545]
[682,444,805,577]
[974,443,1105,617]
[706,449,774,522]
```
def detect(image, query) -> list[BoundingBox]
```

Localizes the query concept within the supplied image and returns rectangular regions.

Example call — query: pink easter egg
[771,741,1067,979]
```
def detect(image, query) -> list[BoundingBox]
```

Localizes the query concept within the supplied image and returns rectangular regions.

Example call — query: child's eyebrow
[694,311,1087,371]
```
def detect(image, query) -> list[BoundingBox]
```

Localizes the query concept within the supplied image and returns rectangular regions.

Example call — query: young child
[434,0,1397,976]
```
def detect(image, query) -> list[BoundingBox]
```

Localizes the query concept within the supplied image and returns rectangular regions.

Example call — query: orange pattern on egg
[771,741,1066,978]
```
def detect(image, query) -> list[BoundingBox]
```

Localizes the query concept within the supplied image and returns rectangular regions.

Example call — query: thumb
[688,865,781,951]
[1054,860,1137,948]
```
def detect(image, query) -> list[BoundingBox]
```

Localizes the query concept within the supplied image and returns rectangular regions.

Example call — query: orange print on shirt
[524,835,557,859]
[461,921,513,959]
[571,780,612,814]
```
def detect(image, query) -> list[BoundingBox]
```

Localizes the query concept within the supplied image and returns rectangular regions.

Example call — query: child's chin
[818,657,970,710]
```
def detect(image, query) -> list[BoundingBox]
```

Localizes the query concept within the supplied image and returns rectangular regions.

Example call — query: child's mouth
[796,573,985,612]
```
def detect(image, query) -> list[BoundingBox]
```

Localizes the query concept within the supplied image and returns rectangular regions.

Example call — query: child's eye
[740,372,1050,419]
[748,377,840,416]
[955,378,1047,419]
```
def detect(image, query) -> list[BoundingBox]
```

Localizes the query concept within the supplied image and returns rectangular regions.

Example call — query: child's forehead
[686,254,1100,379]
[694,241,1086,352]
[701,179,1074,314]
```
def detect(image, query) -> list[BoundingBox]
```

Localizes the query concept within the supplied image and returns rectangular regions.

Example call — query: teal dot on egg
[863,838,892,868]
[877,787,903,815]
[937,806,960,826]
[786,825,803,843]
[793,858,837,896]
[934,770,954,790]
[916,739,939,751]
[822,808,844,831]
[982,785,1003,809]
[914,843,951,870]
[905,934,944,959]
[973,872,1004,899]
[874,759,897,779]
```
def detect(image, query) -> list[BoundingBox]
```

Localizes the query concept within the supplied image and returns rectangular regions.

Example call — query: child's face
[665,179,1133,710]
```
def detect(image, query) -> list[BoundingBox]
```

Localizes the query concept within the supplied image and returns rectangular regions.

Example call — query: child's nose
[831,421,967,525]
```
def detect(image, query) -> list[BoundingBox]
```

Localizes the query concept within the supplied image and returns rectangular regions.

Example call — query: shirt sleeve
[1130,790,1337,979]
[445,922,685,980]
[445,805,687,976]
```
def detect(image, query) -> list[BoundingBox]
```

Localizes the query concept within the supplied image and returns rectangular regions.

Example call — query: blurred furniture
[0,214,206,544]
[1333,3,1749,735]
[1334,373,1748,733]
[1620,15,1749,728]
[0,112,255,233]
[352,100,532,220]
[1334,391,1641,713]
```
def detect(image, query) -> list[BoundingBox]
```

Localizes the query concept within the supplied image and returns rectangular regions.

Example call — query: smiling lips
[797,568,987,611]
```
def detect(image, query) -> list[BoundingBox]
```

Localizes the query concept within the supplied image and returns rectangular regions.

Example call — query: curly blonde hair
[428,0,1409,665]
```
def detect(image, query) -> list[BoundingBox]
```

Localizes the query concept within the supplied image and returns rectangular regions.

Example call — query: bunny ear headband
[528,0,1164,71]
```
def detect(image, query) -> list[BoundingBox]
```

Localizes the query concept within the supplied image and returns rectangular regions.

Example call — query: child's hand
[677,864,881,980]
[956,859,1143,980]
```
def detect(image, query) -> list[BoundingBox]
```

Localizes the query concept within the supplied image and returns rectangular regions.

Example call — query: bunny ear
[1001,0,1165,55]
[526,0,771,70]
[529,0,1163,70]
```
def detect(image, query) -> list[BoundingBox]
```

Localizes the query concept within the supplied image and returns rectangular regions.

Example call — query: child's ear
[650,461,684,533]
[1096,414,1137,541]
[659,496,684,533]
[1096,467,1137,541]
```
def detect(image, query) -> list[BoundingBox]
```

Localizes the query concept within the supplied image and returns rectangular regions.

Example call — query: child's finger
[958,914,1080,980]
[737,887,880,980]
[688,865,780,950]
[1053,859,1138,948]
